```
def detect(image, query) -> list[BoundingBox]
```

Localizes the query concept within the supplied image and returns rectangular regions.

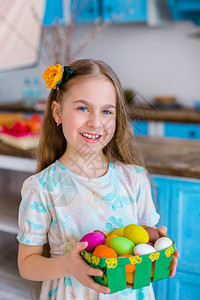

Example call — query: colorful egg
[104,233,118,247]
[134,243,156,256]
[118,254,136,273]
[93,245,117,258]
[154,237,173,251]
[124,224,149,245]
[110,237,135,255]
[126,272,134,284]
[112,227,124,236]
[79,232,105,252]
[142,226,160,243]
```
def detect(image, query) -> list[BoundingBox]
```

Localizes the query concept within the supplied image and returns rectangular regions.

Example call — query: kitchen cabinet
[168,0,200,25]
[0,157,36,299]
[71,0,147,24]
[71,0,99,24]
[132,120,200,139]
[151,175,200,300]
[164,122,200,139]
[102,0,147,23]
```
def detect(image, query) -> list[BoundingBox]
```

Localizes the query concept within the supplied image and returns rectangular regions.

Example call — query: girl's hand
[157,226,179,277]
[66,242,110,294]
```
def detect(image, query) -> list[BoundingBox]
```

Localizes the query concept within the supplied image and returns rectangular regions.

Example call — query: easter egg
[110,237,135,255]
[124,224,149,245]
[79,232,105,252]
[112,228,124,236]
[154,237,173,251]
[104,233,118,247]
[126,272,134,285]
[93,245,117,258]
[134,243,156,256]
[143,226,160,244]
[118,254,136,273]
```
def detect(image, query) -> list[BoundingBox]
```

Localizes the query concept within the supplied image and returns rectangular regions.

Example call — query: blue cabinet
[168,0,200,25]
[71,0,99,24]
[102,0,147,22]
[164,122,200,139]
[130,120,148,136]
[151,175,200,300]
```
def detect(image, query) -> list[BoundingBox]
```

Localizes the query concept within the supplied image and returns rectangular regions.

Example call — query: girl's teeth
[82,133,100,139]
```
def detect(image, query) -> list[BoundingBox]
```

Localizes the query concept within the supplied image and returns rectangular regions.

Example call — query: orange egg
[93,245,117,258]
[118,254,136,273]
[104,233,118,247]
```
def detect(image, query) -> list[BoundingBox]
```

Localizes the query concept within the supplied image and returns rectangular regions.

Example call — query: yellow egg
[112,228,124,236]
[104,233,118,247]
[124,224,149,245]
[126,272,134,284]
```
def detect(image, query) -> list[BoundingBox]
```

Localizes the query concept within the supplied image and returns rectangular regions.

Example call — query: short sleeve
[17,176,51,245]
[136,168,160,227]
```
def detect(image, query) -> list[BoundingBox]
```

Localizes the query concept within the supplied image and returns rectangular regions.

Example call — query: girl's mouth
[80,132,102,143]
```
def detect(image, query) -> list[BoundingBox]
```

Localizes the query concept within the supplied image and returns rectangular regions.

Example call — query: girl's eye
[78,107,88,112]
[103,110,112,115]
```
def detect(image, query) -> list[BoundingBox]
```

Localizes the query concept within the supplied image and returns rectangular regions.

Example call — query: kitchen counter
[0,137,200,179]
[128,105,200,124]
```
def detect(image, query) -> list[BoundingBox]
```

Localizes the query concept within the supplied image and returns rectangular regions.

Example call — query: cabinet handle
[189,131,196,137]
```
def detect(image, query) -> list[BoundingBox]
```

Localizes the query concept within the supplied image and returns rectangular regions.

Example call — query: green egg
[110,237,135,255]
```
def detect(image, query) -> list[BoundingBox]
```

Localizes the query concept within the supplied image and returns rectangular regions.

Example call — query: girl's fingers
[157,226,167,235]
[87,267,103,277]
[170,256,178,277]
[88,279,110,294]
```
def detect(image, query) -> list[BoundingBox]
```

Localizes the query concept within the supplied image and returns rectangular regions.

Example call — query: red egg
[142,226,160,244]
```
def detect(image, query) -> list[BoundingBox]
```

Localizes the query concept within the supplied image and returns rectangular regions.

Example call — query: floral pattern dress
[17,160,160,300]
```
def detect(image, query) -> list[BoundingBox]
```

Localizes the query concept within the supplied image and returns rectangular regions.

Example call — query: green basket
[81,241,175,294]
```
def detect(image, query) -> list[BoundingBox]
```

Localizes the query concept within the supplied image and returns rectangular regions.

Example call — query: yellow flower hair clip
[42,64,73,89]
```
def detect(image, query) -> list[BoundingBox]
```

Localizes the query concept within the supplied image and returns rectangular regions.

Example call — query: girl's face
[52,77,116,158]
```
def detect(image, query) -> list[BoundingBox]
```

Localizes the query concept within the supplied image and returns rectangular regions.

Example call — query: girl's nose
[87,112,102,129]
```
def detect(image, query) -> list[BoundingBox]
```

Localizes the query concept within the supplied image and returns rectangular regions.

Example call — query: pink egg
[80,232,105,252]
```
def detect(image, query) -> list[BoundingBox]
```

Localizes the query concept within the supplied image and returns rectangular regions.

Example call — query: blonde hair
[36,59,144,172]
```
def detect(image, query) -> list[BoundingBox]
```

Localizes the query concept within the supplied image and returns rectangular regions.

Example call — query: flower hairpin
[42,64,74,89]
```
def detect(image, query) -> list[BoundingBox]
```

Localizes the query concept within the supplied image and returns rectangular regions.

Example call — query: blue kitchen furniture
[168,0,200,25]
[151,175,200,300]
[131,120,148,136]
[164,122,200,139]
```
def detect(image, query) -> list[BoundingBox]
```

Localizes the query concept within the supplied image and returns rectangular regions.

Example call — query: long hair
[36,59,144,173]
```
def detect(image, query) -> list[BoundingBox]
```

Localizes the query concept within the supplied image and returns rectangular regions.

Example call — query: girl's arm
[18,242,110,294]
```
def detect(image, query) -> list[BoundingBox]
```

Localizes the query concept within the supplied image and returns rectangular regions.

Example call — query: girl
[17,59,177,300]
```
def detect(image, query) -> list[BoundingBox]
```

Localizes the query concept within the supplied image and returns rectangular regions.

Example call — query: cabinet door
[170,180,200,275]
[164,122,200,139]
[168,271,200,300]
[131,120,148,136]
[71,0,99,24]
[102,0,147,22]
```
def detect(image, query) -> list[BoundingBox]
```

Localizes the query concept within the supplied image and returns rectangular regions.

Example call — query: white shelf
[0,155,36,173]
[0,194,20,234]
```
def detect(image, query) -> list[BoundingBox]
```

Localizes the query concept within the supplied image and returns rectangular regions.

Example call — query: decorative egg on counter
[134,243,156,256]
[142,226,160,244]
[104,233,118,247]
[154,237,173,251]
[93,245,117,258]
[124,224,149,245]
[110,237,135,255]
[118,254,136,273]
[79,232,105,252]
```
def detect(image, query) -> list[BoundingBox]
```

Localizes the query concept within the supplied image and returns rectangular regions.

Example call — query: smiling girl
[17,59,177,300]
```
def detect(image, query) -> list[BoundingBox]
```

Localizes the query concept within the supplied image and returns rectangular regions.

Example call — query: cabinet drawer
[164,122,200,139]
[131,120,148,136]
[102,0,147,22]
[71,0,99,24]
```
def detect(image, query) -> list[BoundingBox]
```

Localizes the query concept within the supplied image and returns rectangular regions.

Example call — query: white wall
[0,21,200,107]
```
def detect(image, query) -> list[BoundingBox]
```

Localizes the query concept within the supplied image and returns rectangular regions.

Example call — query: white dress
[17,160,160,300]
